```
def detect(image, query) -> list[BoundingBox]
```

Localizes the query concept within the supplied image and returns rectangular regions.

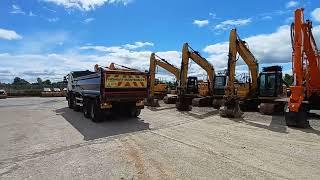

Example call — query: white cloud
[311,8,320,23]
[204,24,320,71]
[209,12,218,19]
[214,18,252,30]
[10,4,25,15]
[123,41,154,49]
[193,20,209,27]
[47,17,59,22]
[28,11,36,17]
[0,48,181,83]
[286,1,299,9]
[261,16,272,20]
[42,0,132,11]
[83,18,95,24]
[0,28,22,40]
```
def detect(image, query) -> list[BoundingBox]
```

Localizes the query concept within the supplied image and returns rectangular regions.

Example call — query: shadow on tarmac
[55,107,150,141]
[226,113,320,136]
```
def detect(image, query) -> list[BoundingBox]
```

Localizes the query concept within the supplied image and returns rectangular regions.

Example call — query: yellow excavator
[146,53,180,107]
[176,43,216,111]
[220,29,259,118]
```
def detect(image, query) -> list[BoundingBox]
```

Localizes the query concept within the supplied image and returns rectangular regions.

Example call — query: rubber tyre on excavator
[285,105,310,128]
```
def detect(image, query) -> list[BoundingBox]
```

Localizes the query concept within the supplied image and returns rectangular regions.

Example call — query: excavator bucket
[285,105,310,128]
[219,99,243,118]
[163,95,177,104]
[144,98,160,107]
[176,96,192,111]
[212,99,223,109]
[192,97,213,107]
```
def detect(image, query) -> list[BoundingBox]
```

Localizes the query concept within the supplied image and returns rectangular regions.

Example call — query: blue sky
[0,0,319,83]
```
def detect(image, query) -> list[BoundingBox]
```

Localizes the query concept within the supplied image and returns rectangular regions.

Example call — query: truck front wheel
[90,100,103,122]
[68,94,74,109]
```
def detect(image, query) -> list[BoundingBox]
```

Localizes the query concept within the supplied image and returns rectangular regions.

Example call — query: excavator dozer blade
[192,97,213,107]
[163,95,177,104]
[144,98,160,107]
[219,100,243,118]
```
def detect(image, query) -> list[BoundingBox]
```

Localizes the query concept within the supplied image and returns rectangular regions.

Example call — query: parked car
[53,88,61,92]
[0,89,7,99]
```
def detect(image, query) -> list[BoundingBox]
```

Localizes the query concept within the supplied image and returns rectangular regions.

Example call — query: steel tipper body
[66,64,147,122]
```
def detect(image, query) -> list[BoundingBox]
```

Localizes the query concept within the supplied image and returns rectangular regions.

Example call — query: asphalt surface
[0,97,320,179]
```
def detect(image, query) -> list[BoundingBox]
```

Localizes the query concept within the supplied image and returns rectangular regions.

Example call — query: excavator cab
[187,76,198,94]
[213,75,227,95]
[258,68,283,98]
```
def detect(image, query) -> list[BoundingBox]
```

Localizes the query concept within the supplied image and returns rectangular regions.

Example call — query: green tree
[43,79,51,85]
[12,77,29,85]
[36,77,43,85]
[283,74,294,86]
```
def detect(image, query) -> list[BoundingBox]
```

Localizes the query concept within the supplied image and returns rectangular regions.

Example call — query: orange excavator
[285,8,320,128]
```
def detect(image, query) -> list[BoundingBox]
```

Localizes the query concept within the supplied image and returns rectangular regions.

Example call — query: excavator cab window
[214,75,227,95]
[259,73,280,97]
[187,76,198,94]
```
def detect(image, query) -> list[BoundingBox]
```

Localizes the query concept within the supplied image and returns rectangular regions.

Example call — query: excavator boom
[220,29,259,118]
[176,43,215,111]
[146,53,180,107]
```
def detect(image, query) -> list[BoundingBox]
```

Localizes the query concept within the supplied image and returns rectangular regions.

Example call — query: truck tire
[83,98,91,118]
[90,100,103,122]
[73,96,80,112]
[68,94,74,109]
[129,107,141,117]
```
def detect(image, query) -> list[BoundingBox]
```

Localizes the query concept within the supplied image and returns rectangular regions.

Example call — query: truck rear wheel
[83,98,91,118]
[90,100,103,122]
[130,108,141,117]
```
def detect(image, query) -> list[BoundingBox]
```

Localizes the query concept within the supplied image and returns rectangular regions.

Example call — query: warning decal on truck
[105,74,147,88]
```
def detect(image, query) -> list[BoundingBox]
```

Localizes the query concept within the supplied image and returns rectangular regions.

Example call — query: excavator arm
[179,43,215,95]
[220,29,259,118]
[177,43,215,111]
[285,8,320,128]
[225,29,259,97]
[149,53,180,97]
